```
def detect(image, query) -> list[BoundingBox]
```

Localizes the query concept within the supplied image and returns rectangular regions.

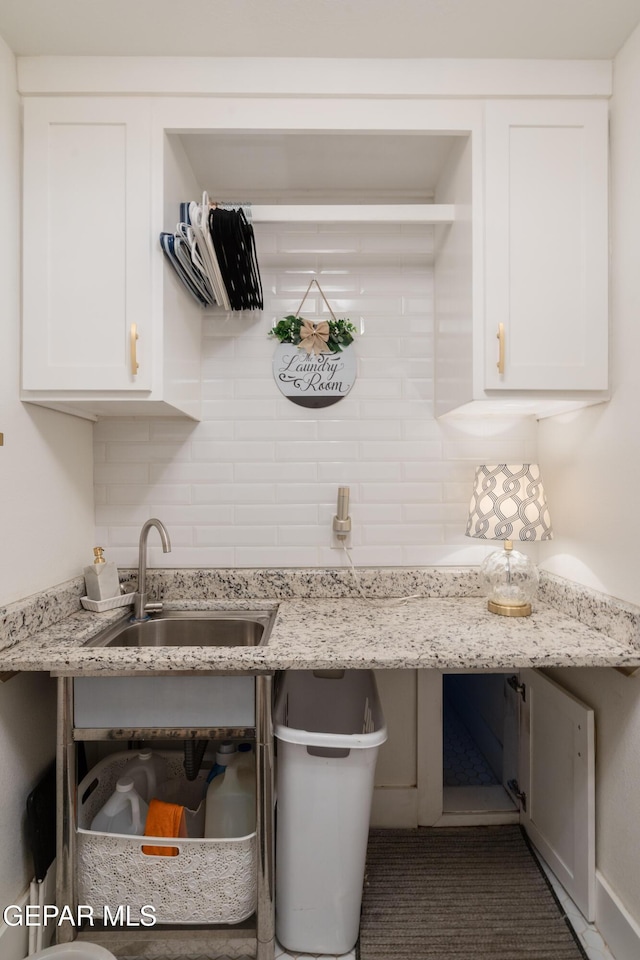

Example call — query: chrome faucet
[132,518,171,621]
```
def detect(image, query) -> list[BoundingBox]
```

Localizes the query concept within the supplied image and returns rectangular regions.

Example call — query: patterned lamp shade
[465,464,553,542]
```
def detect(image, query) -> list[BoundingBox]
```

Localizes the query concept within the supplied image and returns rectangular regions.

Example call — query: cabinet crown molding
[17,56,613,99]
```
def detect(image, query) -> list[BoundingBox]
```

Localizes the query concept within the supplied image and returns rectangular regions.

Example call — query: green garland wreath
[268,315,357,354]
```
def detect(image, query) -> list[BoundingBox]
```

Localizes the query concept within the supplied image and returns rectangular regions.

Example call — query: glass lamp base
[480,545,538,618]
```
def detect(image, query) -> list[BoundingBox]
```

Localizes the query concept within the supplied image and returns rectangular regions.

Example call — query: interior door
[517,668,595,921]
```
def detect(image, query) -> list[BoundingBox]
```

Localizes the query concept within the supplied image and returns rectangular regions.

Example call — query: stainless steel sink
[86,609,275,648]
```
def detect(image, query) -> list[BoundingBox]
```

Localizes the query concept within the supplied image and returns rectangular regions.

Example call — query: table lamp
[465,464,553,617]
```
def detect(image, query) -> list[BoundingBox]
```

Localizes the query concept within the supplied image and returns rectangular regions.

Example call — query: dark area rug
[358,826,588,960]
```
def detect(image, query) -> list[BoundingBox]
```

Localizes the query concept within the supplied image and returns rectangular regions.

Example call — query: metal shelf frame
[56,674,275,960]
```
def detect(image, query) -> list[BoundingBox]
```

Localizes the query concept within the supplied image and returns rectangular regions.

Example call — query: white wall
[95,221,537,569]
[0,36,95,606]
[539,20,640,926]
[0,30,94,929]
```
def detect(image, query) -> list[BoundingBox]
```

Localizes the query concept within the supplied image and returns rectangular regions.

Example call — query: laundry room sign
[268,279,357,408]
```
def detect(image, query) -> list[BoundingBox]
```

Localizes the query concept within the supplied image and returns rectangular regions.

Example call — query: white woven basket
[76,750,256,925]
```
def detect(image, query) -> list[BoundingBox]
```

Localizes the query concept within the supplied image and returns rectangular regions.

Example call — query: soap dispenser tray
[80,593,134,612]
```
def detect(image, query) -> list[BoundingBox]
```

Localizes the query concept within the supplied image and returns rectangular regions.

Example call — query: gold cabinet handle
[496,323,505,374]
[130,323,139,376]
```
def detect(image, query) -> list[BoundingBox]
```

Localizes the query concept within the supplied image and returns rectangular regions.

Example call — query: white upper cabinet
[435,97,609,419]
[483,99,609,393]
[19,84,609,421]
[21,97,201,420]
[23,99,152,393]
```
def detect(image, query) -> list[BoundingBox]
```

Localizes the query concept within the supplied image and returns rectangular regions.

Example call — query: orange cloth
[142,798,187,857]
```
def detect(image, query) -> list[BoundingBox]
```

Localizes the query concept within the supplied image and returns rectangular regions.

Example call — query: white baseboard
[0,866,57,960]
[0,887,30,960]
[595,870,640,960]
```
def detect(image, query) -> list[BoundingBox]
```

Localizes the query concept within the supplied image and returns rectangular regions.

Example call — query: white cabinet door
[23,98,152,391]
[518,668,595,921]
[484,99,608,392]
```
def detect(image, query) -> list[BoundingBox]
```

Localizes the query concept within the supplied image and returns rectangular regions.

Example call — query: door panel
[519,668,595,921]
[23,98,152,391]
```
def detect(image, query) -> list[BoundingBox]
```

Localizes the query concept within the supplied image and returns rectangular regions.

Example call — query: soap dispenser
[84,546,120,601]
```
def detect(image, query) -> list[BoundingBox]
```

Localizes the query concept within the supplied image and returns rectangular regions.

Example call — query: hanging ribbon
[293,278,339,356]
[299,319,330,355]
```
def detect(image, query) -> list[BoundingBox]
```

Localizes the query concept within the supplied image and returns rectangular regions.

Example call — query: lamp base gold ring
[487,599,532,617]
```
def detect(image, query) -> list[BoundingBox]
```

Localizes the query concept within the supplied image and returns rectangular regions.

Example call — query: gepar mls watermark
[3,904,156,927]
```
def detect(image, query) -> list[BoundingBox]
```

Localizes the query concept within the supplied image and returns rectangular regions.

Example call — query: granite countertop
[1,592,640,677]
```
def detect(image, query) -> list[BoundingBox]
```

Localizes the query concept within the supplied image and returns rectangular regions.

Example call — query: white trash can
[274,669,387,956]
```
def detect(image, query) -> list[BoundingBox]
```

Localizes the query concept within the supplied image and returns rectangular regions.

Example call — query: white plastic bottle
[90,776,149,836]
[206,741,238,785]
[124,750,162,803]
[204,753,255,838]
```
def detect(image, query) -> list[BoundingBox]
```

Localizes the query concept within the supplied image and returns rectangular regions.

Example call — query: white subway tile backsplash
[143,505,233,525]
[192,440,276,462]
[317,461,401,482]
[402,297,433,315]
[94,223,538,568]
[359,440,442,461]
[94,463,149,484]
[351,379,403,399]
[149,462,234,483]
[235,378,285,399]
[317,420,401,441]
[201,358,266,380]
[358,358,431,380]
[402,379,434,401]
[106,484,191,505]
[327,545,404,566]
[106,442,191,463]
[94,421,150,442]
[277,525,332,547]
[234,462,318,482]
[362,523,444,546]
[148,421,202,441]
[108,525,194,547]
[278,233,360,254]
[402,460,473,482]
[275,483,346,504]
[236,504,318,526]
[235,420,318,441]
[349,504,404,524]
[360,273,433,295]
[203,399,278,420]
[359,482,442,503]
[193,483,277,504]
[275,440,356,462]
[403,503,464,524]
[195,526,278,547]
[234,546,320,566]
[359,400,431,420]
[96,504,155,525]
[200,379,235,401]
[157,546,236,567]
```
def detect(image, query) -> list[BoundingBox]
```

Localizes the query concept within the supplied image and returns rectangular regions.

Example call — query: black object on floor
[26,761,56,881]
[358,826,588,960]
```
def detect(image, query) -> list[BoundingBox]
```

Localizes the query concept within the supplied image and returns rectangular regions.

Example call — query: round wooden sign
[272,343,356,408]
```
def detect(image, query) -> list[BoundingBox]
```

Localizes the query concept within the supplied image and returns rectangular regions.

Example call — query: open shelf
[250,203,455,224]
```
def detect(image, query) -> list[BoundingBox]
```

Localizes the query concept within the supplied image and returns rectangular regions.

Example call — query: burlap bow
[299,319,330,355]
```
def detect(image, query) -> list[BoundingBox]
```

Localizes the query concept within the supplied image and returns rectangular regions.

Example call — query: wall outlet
[331,530,352,549]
